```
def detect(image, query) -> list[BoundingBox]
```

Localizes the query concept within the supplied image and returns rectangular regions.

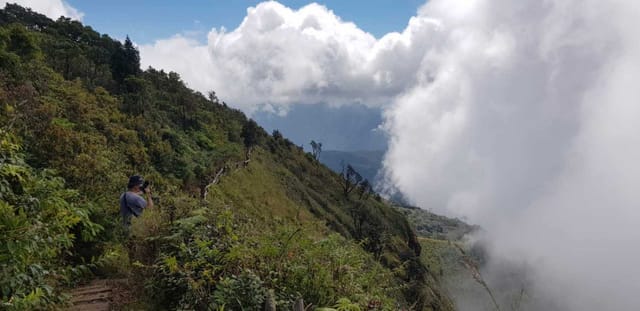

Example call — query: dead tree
[201,167,225,201]
[342,163,362,197]
[310,140,322,161]
[358,179,372,200]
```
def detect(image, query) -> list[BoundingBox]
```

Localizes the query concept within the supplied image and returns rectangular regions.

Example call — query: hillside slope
[396,206,477,241]
[0,4,454,310]
[320,149,384,186]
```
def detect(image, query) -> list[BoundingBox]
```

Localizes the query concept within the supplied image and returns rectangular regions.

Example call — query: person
[120,175,153,235]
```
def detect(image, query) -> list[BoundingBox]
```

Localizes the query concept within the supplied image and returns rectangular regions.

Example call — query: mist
[383,0,640,310]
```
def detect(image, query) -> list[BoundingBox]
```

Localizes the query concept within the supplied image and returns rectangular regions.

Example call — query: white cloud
[2,0,83,20]
[140,1,440,113]
[384,0,640,310]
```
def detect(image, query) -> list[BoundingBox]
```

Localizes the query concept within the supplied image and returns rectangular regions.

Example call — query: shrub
[146,206,399,310]
[0,132,101,309]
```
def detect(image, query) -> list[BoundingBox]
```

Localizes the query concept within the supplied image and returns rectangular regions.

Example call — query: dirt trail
[66,279,132,311]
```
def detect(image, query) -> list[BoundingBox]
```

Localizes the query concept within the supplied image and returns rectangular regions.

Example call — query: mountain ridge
[0,4,456,310]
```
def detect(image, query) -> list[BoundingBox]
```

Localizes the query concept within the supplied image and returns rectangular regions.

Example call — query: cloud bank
[384,0,640,310]
[140,1,440,113]
[1,0,83,20]
[142,1,640,309]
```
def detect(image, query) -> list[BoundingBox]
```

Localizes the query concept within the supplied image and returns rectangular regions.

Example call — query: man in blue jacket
[120,175,154,235]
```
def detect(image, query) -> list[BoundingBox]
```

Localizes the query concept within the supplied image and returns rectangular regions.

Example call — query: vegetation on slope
[0,4,453,310]
[396,206,477,241]
[393,206,515,311]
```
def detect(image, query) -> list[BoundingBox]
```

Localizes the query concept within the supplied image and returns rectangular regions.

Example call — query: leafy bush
[0,132,102,309]
[95,243,131,277]
[213,270,266,310]
[146,205,398,310]
[334,298,362,311]
[148,208,239,309]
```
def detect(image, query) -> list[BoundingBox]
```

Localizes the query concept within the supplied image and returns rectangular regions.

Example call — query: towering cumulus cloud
[140,1,440,113]
[141,1,640,309]
[384,0,640,310]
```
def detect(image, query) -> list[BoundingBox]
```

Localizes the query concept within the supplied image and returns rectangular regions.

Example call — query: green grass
[419,238,467,280]
[207,151,313,222]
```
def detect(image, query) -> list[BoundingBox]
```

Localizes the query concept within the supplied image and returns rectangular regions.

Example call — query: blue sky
[67,0,424,43]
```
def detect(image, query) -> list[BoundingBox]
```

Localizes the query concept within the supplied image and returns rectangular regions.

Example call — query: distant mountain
[320,149,385,184]
[253,103,387,151]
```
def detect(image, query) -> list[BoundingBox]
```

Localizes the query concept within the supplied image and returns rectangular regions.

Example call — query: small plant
[212,270,266,310]
[334,298,361,311]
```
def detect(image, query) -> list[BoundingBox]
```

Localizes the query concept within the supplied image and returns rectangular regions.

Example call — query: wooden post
[264,289,276,311]
[293,298,304,311]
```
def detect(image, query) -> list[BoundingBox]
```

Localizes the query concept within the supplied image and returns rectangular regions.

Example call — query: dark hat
[128,175,144,188]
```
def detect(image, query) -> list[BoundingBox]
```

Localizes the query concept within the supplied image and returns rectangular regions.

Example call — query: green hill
[0,4,454,310]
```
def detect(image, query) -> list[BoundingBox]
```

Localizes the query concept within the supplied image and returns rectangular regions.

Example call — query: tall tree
[241,119,261,160]
[272,129,283,141]
[207,90,219,104]
[122,76,150,115]
[110,35,140,84]
[123,36,140,73]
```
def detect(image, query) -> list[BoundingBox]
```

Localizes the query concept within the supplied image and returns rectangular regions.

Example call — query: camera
[141,180,150,193]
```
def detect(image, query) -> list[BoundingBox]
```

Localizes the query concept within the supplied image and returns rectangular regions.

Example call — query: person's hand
[144,185,152,195]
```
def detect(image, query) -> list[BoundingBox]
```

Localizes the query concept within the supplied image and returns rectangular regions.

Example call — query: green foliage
[241,119,265,150]
[1,24,41,61]
[149,206,398,310]
[111,36,140,84]
[148,208,238,309]
[213,270,266,310]
[250,227,398,307]
[334,298,361,311]
[0,132,101,309]
[0,24,40,80]
[95,243,131,277]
